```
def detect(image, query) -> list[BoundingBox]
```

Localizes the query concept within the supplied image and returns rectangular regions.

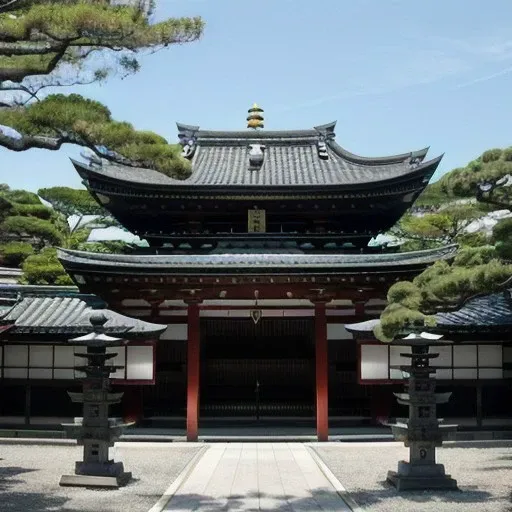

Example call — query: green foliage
[377,253,512,341]
[455,231,489,248]
[0,241,34,266]
[492,217,512,243]
[387,281,421,310]
[38,186,105,216]
[0,182,128,284]
[78,240,130,253]
[12,202,53,219]
[413,260,451,289]
[0,2,204,174]
[437,146,512,199]
[376,303,434,342]
[398,239,441,252]
[453,246,497,267]
[492,218,512,260]
[413,181,451,207]
[0,2,204,81]
[0,215,63,246]
[495,242,512,260]
[398,204,482,245]
[0,188,41,205]
[20,247,73,285]
[482,148,503,163]
[503,148,512,162]
[467,159,483,173]
[0,94,192,178]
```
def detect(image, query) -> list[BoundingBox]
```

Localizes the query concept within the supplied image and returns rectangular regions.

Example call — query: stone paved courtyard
[0,439,511,511]
[313,441,512,512]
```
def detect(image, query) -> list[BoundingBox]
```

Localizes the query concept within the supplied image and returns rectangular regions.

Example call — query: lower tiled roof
[436,289,512,329]
[0,285,166,337]
[346,289,512,338]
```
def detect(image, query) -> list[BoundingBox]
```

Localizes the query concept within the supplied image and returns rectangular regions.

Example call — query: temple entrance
[200,317,315,418]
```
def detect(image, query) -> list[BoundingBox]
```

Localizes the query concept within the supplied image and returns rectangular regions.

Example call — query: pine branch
[0,0,22,13]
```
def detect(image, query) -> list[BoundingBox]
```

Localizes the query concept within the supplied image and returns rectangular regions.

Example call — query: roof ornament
[248,143,266,170]
[177,123,199,160]
[410,156,421,167]
[317,139,329,160]
[180,137,196,159]
[247,103,264,130]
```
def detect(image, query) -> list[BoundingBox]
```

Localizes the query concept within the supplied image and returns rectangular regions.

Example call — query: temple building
[5,109,506,441]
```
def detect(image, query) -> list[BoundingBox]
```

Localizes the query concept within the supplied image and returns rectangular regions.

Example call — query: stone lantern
[386,332,458,491]
[60,312,132,488]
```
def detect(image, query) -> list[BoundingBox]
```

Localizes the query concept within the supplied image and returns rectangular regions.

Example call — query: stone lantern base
[387,460,457,491]
[59,471,132,488]
[60,460,131,488]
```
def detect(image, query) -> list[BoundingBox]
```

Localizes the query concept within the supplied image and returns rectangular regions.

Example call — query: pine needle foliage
[0,1,203,176]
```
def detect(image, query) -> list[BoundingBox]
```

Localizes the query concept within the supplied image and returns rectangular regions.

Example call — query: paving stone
[164,443,351,511]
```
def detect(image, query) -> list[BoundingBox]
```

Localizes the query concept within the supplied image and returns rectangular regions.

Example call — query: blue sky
[2,0,512,191]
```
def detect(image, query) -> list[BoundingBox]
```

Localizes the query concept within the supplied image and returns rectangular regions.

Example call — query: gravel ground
[313,441,512,512]
[0,439,203,512]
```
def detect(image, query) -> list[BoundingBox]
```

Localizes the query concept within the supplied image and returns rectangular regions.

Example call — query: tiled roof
[58,245,457,272]
[0,266,23,285]
[436,289,512,330]
[345,289,512,337]
[73,121,442,188]
[0,285,166,337]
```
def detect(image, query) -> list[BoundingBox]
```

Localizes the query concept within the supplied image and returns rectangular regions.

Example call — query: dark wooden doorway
[200,317,315,417]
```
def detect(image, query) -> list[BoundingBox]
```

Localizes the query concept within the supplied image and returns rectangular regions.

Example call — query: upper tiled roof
[0,285,166,337]
[58,245,457,272]
[73,121,442,189]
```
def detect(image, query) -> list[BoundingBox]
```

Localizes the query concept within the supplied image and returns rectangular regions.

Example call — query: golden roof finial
[247,103,264,130]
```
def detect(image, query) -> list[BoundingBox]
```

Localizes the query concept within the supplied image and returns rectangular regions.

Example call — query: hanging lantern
[247,103,264,130]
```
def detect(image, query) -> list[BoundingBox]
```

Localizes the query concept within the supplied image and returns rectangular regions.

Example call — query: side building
[0,285,165,424]
[346,289,512,428]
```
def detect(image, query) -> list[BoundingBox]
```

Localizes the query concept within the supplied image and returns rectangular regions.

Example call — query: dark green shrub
[0,241,34,266]
[481,148,503,163]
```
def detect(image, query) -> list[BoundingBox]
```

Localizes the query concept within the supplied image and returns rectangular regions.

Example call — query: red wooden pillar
[122,385,144,423]
[354,300,366,317]
[186,301,201,441]
[315,301,329,442]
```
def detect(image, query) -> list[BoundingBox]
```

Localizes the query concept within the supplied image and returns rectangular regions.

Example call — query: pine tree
[0,1,204,177]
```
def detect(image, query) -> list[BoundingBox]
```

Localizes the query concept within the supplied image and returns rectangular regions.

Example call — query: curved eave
[0,291,167,338]
[327,140,430,166]
[344,318,380,334]
[71,154,442,194]
[58,244,457,273]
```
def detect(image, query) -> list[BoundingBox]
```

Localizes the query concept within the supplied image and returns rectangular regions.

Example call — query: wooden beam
[186,301,201,442]
[315,302,329,442]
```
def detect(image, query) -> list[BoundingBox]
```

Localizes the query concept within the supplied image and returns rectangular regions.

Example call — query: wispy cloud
[277,35,512,112]
[275,48,469,112]
[454,65,512,89]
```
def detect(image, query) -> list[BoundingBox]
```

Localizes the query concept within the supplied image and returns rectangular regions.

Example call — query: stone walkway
[163,443,352,511]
